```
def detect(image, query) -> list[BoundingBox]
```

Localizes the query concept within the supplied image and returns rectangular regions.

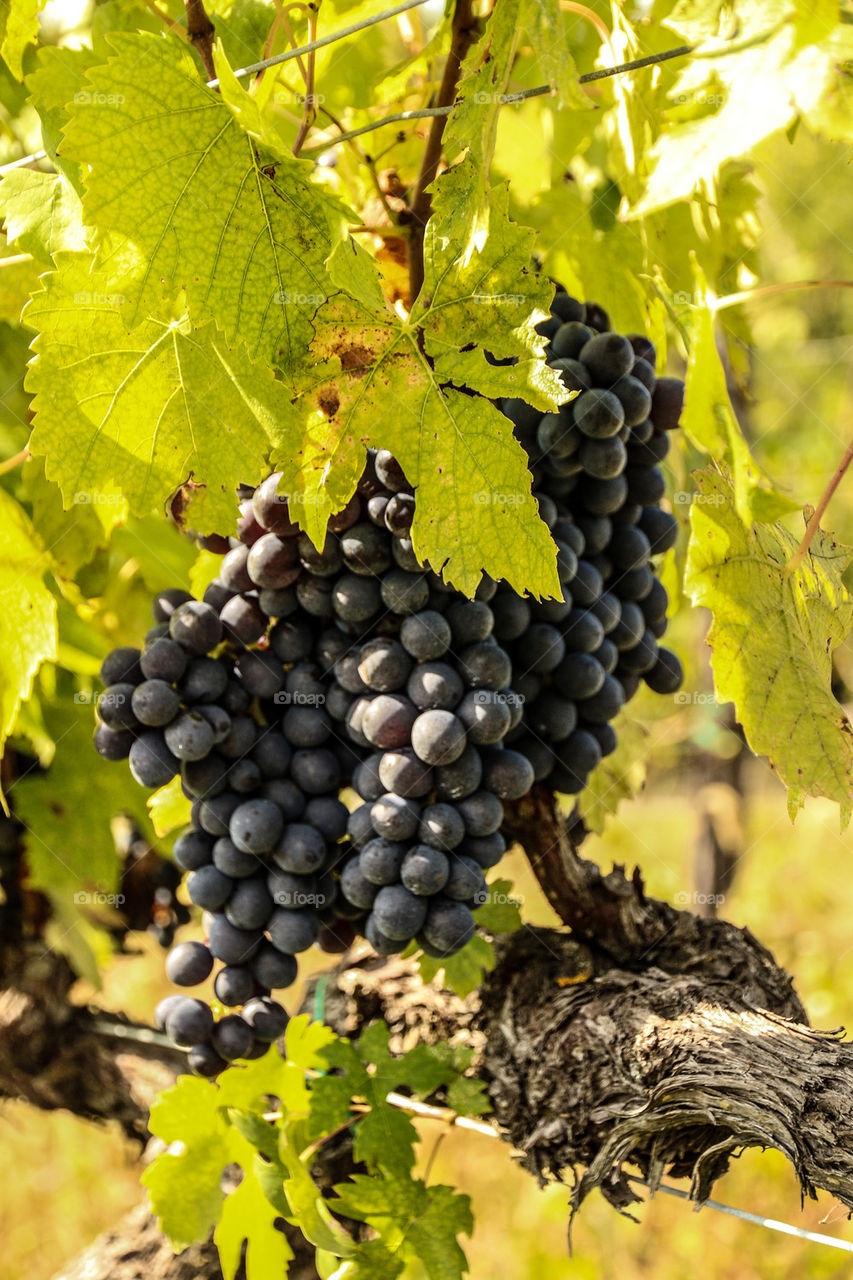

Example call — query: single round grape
[400,610,452,660]
[101,646,143,686]
[385,493,415,536]
[211,1014,253,1062]
[298,531,343,577]
[213,836,259,878]
[339,522,392,576]
[618,629,659,675]
[249,732,292,779]
[458,642,512,690]
[282,705,331,749]
[362,694,418,749]
[401,844,449,895]
[406,662,464,711]
[153,588,193,624]
[341,857,380,909]
[173,829,214,871]
[165,940,214,986]
[595,638,619,675]
[551,291,586,323]
[234,650,285,698]
[221,679,251,716]
[347,802,376,849]
[490,592,531,642]
[378,749,433,798]
[274,822,326,874]
[523,624,566,674]
[650,377,684,430]
[154,994,185,1031]
[214,965,255,1007]
[563,609,605,654]
[358,639,412,692]
[295,576,334,619]
[230,799,284,855]
[460,830,506,869]
[290,747,341,794]
[329,493,363,534]
[610,600,645,649]
[364,913,403,956]
[371,793,420,841]
[187,864,233,910]
[624,464,666,506]
[94,723,135,762]
[572,387,625,439]
[269,617,313,664]
[380,569,429,616]
[333,572,382,623]
[644,647,683,694]
[418,802,466,850]
[411,709,467,766]
[259,586,298,618]
[373,884,428,939]
[187,1043,226,1078]
[303,796,348,842]
[480,748,534,800]
[198,791,242,838]
[553,652,605,701]
[609,375,652,427]
[204,579,237,612]
[576,473,629,516]
[392,536,421,573]
[434,744,483,801]
[268,907,318,954]
[456,689,511,745]
[359,837,406,886]
[579,434,627,479]
[164,712,215,762]
[220,545,255,593]
[526,694,577,742]
[165,997,214,1047]
[639,506,678,555]
[98,683,139,731]
[219,594,267,645]
[444,855,485,903]
[225,876,274,931]
[557,729,602,776]
[168,600,222,655]
[251,943,298,990]
[334,652,369,695]
[268,867,316,910]
[242,996,289,1041]
[217,716,256,762]
[129,731,180,787]
[139,638,189,686]
[455,791,503,838]
[576,673,625,724]
[422,898,475,954]
[252,474,300,535]
[207,914,263,965]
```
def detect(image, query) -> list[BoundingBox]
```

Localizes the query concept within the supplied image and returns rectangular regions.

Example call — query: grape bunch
[493,286,684,794]
[92,282,684,1076]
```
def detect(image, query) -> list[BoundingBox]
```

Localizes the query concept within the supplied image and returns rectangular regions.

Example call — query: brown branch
[185,0,217,83]
[405,0,477,303]
[788,430,853,571]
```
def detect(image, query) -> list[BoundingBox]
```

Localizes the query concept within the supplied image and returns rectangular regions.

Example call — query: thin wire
[205,0,433,89]
[633,1178,853,1255]
[0,149,47,175]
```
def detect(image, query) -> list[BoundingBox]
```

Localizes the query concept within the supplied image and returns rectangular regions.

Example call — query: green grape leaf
[279,1132,358,1257]
[0,169,87,264]
[685,468,853,825]
[0,489,57,766]
[62,32,347,367]
[284,1012,339,1070]
[148,774,192,836]
[473,877,523,935]
[0,0,46,78]
[678,266,800,524]
[446,1075,491,1118]
[416,933,496,997]
[25,256,292,534]
[22,457,114,582]
[26,46,101,192]
[332,1175,473,1280]
[278,289,560,599]
[525,0,590,109]
[215,1153,294,1280]
[143,1075,231,1248]
[578,714,650,834]
[14,701,152,966]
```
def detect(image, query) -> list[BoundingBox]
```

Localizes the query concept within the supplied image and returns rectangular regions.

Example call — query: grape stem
[293,1,321,155]
[406,0,478,303]
[185,0,217,83]
[716,280,853,310]
[788,432,853,572]
[0,447,29,476]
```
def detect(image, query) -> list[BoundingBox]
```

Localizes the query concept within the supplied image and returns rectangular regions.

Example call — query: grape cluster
[494,287,684,793]
[93,283,684,1076]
